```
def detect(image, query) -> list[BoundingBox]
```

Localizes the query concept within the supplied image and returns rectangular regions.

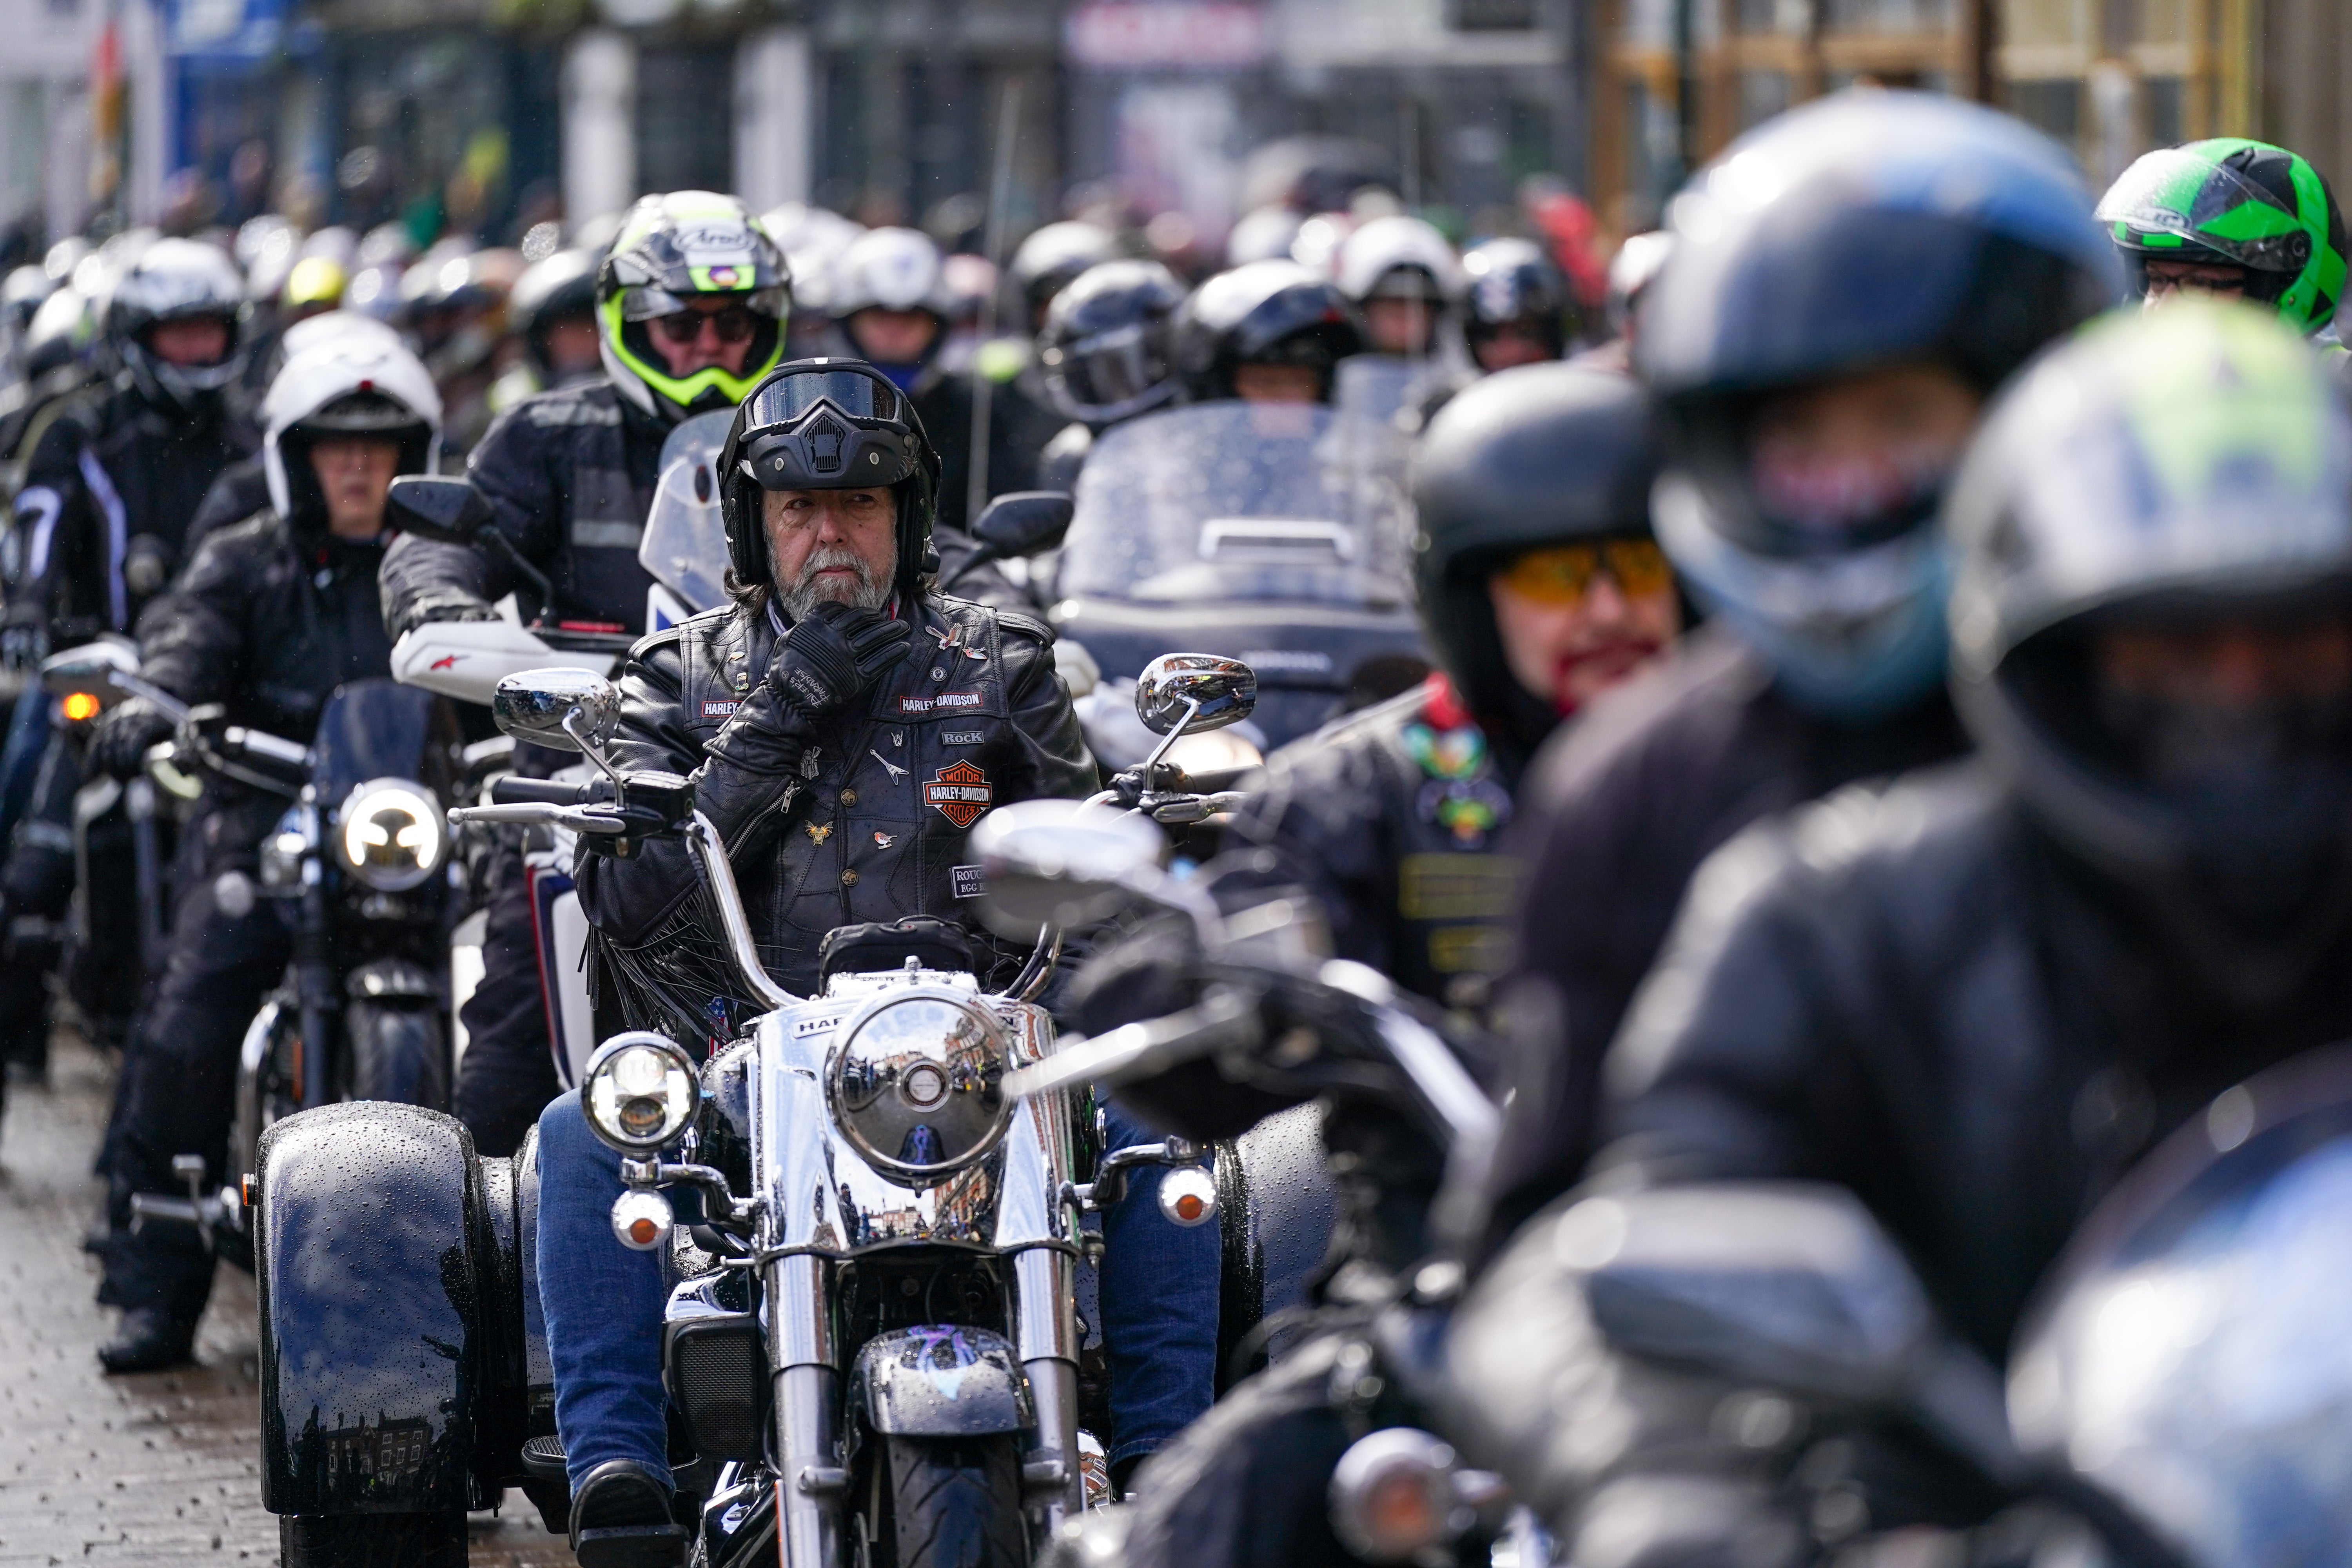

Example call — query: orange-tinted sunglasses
[1497,539,1673,606]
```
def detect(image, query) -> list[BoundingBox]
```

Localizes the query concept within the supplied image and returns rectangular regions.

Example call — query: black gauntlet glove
[767,601,913,721]
[86,697,174,780]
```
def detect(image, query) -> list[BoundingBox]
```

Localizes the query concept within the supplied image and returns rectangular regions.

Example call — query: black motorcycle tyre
[869,1434,1029,1568]
[279,1510,466,1567]
[344,1000,450,1111]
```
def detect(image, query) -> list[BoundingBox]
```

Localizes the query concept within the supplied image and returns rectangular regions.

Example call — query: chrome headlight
[335,778,446,892]
[826,988,1013,1186]
[581,1031,701,1152]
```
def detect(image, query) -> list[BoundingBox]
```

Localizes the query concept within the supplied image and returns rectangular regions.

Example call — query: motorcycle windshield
[310,679,439,802]
[2009,1047,2352,1567]
[1059,400,1412,609]
[638,407,737,617]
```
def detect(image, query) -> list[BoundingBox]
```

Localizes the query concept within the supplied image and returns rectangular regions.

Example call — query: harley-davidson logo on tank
[923,761,993,828]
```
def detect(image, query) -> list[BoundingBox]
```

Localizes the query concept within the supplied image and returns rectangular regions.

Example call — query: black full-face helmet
[1038,259,1188,426]
[1948,299,2352,997]
[719,358,942,604]
[1412,362,1663,770]
[1174,260,1365,402]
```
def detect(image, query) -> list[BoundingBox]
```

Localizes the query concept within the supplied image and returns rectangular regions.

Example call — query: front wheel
[279,1511,466,1568]
[345,1000,450,1111]
[874,1435,1031,1568]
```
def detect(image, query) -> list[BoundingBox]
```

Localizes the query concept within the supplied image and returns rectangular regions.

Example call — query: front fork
[761,1245,1085,1566]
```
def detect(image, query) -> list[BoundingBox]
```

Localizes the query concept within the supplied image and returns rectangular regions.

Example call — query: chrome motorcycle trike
[248,653,1314,1568]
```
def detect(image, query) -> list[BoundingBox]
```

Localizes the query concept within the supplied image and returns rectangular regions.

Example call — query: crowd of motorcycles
[5,88,2352,1568]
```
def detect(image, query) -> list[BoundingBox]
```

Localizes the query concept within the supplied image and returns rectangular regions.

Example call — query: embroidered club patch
[898,692,983,715]
[951,865,986,899]
[942,730,984,746]
[923,761,993,828]
[701,699,742,719]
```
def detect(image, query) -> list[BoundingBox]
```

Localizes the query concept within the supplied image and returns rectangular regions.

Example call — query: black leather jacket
[1227,679,1518,1013]
[577,591,1094,1018]
[377,377,663,637]
[7,380,255,650]
[138,508,394,844]
[1448,764,2352,1557]
[1474,627,1969,1254]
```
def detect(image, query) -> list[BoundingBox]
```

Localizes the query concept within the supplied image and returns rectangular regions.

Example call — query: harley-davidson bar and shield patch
[923,760,993,828]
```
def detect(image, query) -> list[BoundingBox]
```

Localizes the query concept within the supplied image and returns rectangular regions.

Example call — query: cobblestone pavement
[0,1033,580,1566]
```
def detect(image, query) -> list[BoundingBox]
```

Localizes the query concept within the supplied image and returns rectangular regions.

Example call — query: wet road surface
[0,1033,579,1566]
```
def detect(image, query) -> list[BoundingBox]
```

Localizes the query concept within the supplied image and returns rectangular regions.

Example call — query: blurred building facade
[0,0,2346,264]
[1591,0,2351,238]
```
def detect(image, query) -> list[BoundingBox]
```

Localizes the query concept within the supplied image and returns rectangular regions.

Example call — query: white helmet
[830,226,953,319]
[107,237,249,410]
[261,334,441,520]
[1335,214,1464,304]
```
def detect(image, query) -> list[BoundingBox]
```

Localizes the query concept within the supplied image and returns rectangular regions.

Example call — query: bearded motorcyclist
[1062,364,1674,1561]
[535,358,1093,1565]
[1450,298,2352,1566]
[1472,93,2121,1257]
[82,332,439,1372]
[1030,258,1189,492]
[1174,260,1366,407]
[7,238,256,667]
[377,191,788,1161]
[2099,137,2347,339]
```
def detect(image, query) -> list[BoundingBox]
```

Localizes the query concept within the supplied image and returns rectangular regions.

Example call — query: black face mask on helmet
[719,359,942,606]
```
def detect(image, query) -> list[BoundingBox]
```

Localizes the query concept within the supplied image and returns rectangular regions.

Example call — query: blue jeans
[1096,1102,1221,1469]
[537,1093,673,1491]
[534,1093,1224,1490]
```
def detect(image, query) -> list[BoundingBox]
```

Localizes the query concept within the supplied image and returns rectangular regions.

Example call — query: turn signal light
[61,691,100,722]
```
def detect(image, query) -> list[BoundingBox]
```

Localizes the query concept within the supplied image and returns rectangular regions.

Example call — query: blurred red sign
[1065,4,1273,69]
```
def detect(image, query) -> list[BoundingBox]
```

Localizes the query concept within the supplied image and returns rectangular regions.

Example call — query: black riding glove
[86,697,174,781]
[697,604,911,849]
[767,601,913,722]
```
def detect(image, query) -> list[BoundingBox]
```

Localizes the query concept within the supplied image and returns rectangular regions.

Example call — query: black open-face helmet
[720,358,942,604]
[1413,363,1663,771]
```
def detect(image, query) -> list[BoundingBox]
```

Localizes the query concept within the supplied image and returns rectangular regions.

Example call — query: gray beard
[776,541,895,620]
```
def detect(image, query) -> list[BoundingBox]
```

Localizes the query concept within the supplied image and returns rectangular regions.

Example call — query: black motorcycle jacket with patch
[1228,675,1519,1013]
[577,591,1094,1016]
[377,377,662,637]
[1473,625,1969,1257]
[7,379,255,651]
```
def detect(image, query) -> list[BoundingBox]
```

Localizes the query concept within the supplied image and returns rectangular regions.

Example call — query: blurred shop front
[1063,0,1581,256]
[1587,0,2337,242]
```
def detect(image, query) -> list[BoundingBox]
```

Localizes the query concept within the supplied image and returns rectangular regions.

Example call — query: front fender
[851,1326,1033,1438]
[255,1102,490,1514]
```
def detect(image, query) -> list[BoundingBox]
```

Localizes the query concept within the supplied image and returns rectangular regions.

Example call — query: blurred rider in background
[1452,298,2352,1568]
[86,332,439,1372]
[1174,260,1365,407]
[377,191,788,1161]
[1472,92,2122,1260]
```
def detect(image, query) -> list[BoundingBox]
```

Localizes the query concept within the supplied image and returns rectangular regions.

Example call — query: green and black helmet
[598,191,791,423]
[2097,138,2349,335]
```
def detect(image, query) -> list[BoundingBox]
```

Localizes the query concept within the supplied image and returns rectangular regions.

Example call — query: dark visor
[741,366,904,431]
